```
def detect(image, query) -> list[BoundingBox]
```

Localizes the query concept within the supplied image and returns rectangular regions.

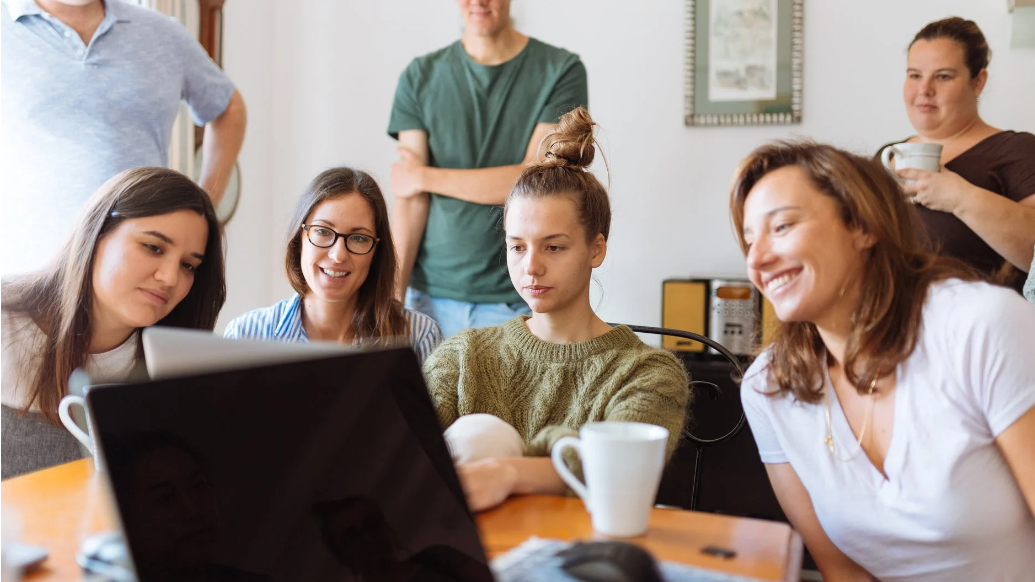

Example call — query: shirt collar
[4,0,42,20]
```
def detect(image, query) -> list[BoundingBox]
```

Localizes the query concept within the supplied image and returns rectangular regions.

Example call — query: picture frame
[684,0,803,126]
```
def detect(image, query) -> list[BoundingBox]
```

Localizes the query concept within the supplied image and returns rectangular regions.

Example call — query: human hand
[390,147,426,199]
[897,167,975,214]
[455,458,518,512]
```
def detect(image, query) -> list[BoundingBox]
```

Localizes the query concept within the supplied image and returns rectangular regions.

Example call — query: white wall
[217,0,1035,332]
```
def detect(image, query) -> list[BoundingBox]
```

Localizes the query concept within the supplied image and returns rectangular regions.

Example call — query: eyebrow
[142,230,205,261]
[505,233,572,241]
[906,67,958,73]
[311,220,375,234]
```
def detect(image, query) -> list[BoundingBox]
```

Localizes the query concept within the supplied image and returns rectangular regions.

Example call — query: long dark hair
[284,168,408,343]
[2,168,226,424]
[729,141,980,403]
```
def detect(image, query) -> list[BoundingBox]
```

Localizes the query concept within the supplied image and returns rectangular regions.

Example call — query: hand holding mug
[897,167,974,213]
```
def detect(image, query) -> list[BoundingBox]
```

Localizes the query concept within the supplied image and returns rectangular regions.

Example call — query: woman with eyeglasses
[1,167,226,479]
[224,168,441,364]
[732,141,1035,581]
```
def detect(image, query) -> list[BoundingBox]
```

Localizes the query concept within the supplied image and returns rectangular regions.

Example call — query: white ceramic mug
[58,395,99,468]
[880,142,943,176]
[551,422,669,537]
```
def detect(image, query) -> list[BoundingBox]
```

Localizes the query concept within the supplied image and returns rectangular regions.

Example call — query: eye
[348,234,371,244]
[773,222,793,234]
[142,243,162,255]
[546,245,564,252]
[936,74,952,81]
[508,244,525,253]
[313,226,333,236]
[181,261,198,273]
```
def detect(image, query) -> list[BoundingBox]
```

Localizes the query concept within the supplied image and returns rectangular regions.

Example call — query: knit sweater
[422,316,691,464]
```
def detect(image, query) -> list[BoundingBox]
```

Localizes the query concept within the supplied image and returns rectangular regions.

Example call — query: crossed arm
[390,123,557,297]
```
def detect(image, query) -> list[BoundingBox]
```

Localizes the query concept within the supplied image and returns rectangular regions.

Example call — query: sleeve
[598,351,690,462]
[387,61,426,139]
[951,284,1035,437]
[173,18,235,126]
[1000,132,1035,201]
[740,356,790,464]
[537,58,589,124]
[407,310,443,366]
[421,333,465,430]
[222,317,242,339]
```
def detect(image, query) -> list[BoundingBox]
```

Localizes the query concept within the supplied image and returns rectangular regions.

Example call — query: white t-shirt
[741,279,1035,582]
[1,310,139,409]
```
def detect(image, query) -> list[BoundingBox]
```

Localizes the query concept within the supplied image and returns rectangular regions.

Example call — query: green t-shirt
[388,38,588,303]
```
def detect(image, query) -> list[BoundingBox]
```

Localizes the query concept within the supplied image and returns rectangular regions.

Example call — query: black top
[889,131,1035,292]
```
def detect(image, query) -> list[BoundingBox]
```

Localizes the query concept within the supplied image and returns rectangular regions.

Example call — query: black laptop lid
[88,347,493,582]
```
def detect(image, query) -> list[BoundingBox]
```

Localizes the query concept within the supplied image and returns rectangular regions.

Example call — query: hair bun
[538,107,596,170]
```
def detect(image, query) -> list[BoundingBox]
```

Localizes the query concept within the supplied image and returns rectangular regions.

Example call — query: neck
[525,299,610,344]
[36,1,104,23]
[917,115,988,144]
[89,323,135,354]
[461,26,528,65]
[813,283,863,371]
[302,294,357,344]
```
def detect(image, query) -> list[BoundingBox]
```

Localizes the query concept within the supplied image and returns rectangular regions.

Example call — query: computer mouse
[557,541,664,582]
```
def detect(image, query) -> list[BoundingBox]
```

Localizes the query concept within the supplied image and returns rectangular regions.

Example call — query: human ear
[852,229,877,251]
[972,69,988,98]
[589,234,607,268]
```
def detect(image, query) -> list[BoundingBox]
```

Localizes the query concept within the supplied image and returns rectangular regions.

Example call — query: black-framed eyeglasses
[301,224,379,255]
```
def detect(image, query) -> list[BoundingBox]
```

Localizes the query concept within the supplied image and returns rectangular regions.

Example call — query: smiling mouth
[525,286,550,295]
[320,268,351,279]
[765,270,800,294]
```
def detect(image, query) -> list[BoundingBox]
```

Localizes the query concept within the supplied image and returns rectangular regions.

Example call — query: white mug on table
[551,421,669,538]
[880,142,943,177]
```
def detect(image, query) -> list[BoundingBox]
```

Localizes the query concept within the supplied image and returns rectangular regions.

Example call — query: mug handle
[551,436,590,507]
[880,144,899,173]
[58,395,93,453]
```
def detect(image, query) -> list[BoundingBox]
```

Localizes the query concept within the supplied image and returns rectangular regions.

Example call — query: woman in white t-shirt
[1,167,226,479]
[730,141,1035,581]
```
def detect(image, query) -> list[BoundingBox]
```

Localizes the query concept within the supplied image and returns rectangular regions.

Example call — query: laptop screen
[89,347,493,582]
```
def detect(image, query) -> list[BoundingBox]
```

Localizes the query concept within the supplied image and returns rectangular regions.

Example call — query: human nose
[327,236,349,262]
[746,234,774,272]
[154,258,180,288]
[918,76,934,96]
[524,247,545,277]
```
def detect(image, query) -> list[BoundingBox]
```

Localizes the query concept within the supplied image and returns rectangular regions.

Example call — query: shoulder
[403,308,440,338]
[403,42,461,78]
[224,296,301,340]
[921,278,1032,332]
[526,37,582,66]
[740,350,777,405]
[1,310,43,353]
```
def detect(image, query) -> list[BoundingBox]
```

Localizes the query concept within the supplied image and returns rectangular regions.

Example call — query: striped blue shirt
[223,295,442,366]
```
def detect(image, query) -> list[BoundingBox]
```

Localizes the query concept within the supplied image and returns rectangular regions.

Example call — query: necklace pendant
[825,435,834,453]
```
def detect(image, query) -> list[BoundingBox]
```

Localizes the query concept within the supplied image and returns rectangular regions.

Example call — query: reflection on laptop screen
[89,347,493,582]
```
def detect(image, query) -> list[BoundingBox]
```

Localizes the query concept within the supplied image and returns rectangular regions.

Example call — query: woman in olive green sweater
[422,107,690,511]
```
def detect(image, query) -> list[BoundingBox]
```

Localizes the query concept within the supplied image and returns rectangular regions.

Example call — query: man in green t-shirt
[387,0,588,338]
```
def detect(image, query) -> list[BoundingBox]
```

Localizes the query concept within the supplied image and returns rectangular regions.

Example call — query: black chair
[609,324,745,511]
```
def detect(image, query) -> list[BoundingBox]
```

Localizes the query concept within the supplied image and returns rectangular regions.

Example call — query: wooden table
[2,460,802,581]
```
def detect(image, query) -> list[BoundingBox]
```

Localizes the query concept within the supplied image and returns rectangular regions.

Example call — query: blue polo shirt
[0,0,235,277]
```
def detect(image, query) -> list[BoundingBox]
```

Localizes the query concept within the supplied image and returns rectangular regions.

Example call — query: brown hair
[729,141,981,403]
[284,167,407,343]
[506,107,612,242]
[910,17,991,79]
[2,168,226,424]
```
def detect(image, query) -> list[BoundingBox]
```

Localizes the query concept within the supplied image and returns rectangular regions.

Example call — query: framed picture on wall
[684,0,803,126]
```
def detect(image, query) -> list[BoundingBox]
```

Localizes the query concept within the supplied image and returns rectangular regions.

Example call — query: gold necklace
[824,375,878,461]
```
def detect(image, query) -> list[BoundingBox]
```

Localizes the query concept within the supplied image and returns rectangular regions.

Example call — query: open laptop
[141,327,353,380]
[88,341,494,582]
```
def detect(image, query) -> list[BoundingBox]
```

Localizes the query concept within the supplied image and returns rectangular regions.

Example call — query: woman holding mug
[1,168,226,479]
[423,108,690,512]
[224,168,441,364]
[733,141,1035,581]
[882,17,1035,292]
